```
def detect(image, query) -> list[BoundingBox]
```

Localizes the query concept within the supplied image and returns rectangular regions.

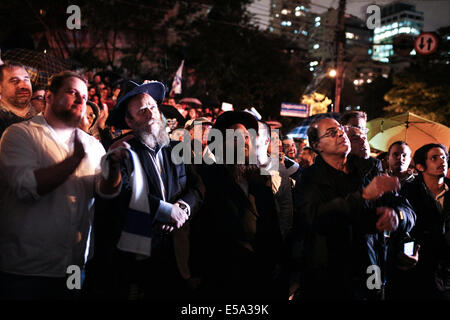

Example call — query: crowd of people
[0,61,449,301]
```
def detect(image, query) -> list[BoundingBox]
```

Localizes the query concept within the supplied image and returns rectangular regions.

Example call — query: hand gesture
[397,244,420,271]
[362,175,400,200]
[376,207,399,232]
[107,134,134,166]
[97,102,109,130]
[73,130,86,163]
[170,204,189,229]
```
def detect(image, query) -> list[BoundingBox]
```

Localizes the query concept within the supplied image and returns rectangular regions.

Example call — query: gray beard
[135,119,170,149]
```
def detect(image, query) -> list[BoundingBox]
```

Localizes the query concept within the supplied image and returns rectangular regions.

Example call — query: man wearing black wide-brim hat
[191,110,284,300]
[88,80,205,300]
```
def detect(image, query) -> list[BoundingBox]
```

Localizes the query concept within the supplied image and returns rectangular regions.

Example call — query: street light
[328,69,337,77]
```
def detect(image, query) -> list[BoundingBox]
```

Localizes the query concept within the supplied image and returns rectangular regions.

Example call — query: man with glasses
[340,111,371,159]
[292,116,415,300]
[30,86,46,114]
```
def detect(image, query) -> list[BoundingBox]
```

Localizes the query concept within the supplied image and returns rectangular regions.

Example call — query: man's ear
[45,91,53,107]
[125,114,132,129]
[416,163,425,173]
[313,142,321,154]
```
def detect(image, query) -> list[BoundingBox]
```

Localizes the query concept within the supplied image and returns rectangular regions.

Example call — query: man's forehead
[392,144,411,153]
[131,93,157,105]
[3,66,29,78]
[64,77,88,92]
[347,117,366,127]
[229,123,247,131]
[428,147,446,157]
[316,118,339,130]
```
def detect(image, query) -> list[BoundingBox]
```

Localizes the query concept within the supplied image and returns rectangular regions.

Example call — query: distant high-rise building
[372,1,423,62]
[247,0,272,30]
[308,9,372,65]
[270,0,311,48]
[248,0,311,49]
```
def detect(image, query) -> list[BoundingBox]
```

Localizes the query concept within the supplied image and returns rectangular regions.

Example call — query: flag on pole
[169,60,184,97]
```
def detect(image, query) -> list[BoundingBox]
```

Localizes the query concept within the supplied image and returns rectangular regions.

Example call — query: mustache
[16,88,31,94]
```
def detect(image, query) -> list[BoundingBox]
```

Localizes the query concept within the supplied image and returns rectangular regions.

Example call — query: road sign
[414,33,439,55]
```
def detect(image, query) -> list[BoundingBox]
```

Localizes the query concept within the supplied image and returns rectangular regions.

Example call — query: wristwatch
[178,202,189,215]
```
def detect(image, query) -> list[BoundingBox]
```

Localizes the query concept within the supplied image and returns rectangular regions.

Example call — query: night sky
[313,0,450,31]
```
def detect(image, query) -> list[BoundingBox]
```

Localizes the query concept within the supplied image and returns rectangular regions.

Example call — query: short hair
[387,141,411,156]
[307,116,333,152]
[413,143,448,171]
[340,111,367,126]
[47,71,87,94]
[376,151,388,161]
[32,85,45,91]
[0,60,28,82]
[301,146,315,154]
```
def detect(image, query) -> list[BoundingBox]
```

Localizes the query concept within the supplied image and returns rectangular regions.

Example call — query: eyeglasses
[31,95,45,101]
[343,125,369,136]
[318,125,345,140]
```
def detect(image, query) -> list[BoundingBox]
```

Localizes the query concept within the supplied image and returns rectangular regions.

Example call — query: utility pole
[334,0,346,113]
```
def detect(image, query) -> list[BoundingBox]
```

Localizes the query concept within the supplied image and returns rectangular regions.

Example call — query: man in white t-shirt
[0,71,105,299]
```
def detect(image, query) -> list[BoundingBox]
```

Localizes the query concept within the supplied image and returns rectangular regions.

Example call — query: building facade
[372,1,423,62]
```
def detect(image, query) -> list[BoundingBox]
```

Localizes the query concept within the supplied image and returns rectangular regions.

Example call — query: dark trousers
[82,249,185,300]
[0,271,80,300]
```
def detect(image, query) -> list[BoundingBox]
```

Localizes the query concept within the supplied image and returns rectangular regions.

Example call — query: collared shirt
[0,115,105,277]
[0,103,36,138]
[436,183,449,208]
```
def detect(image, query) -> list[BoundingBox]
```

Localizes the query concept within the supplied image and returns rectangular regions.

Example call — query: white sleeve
[0,125,40,201]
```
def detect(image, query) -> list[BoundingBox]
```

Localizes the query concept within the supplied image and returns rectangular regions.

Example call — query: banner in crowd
[280,103,311,118]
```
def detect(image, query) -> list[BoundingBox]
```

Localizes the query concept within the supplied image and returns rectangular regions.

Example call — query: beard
[226,163,260,183]
[54,107,83,127]
[6,90,31,109]
[134,118,170,149]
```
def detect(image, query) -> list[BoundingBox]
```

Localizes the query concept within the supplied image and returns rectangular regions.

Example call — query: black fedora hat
[107,80,166,129]
[213,111,259,134]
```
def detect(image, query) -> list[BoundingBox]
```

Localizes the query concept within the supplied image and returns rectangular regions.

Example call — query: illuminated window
[345,32,355,39]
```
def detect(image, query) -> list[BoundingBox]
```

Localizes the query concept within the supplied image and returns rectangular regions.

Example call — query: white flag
[170,60,184,97]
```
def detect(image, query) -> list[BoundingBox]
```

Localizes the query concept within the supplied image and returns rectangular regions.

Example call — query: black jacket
[293,154,415,299]
[193,164,283,300]
[84,138,205,299]
[395,176,450,298]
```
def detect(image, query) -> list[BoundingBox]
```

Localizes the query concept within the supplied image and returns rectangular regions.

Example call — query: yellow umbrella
[368,112,450,154]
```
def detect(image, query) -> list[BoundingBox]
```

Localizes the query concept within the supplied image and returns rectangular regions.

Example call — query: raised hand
[73,129,86,163]
[97,101,109,130]
[376,207,399,232]
[362,175,400,200]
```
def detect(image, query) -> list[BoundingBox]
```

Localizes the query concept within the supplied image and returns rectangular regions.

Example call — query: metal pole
[334,0,346,113]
